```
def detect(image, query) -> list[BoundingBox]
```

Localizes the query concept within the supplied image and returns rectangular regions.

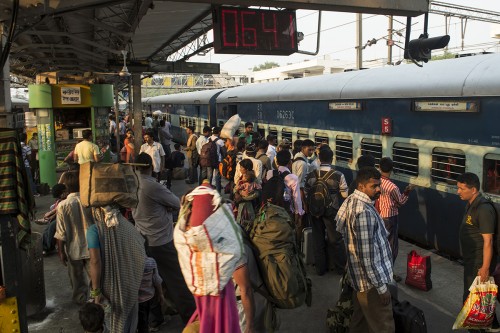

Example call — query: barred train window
[315,132,329,146]
[484,154,500,195]
[392,143,419,177]
[269,127,278,139]
[297,130,309,140]
[336,135,353,162]
[431,147,466,185]
[361,138,382,166]
[282,128,292,142]
[257,126,266,138]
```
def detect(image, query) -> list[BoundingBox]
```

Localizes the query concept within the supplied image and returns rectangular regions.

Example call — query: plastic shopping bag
[405,250,432,291]
[452,276,498,330]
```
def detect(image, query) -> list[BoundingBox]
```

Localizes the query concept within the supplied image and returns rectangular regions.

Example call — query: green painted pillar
[91,85,114,162]
[28,85,57,187]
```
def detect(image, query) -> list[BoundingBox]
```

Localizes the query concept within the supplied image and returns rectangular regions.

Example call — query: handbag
[453,276,498,330]
[405,250,432,291]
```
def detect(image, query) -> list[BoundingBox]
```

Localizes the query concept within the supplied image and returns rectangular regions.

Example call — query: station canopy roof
[0,0,428,85]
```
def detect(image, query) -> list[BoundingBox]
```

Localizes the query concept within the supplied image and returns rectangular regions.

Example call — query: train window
[257,126,266,138]
[392,143,419,177]
[282,128,292,143]
[314,132,329,146]
[335,135,353,162]
[297,130,309,140]
[484,154,500,195]
[269,127,278,139]
[431,147,466,185]
[361,138,382,166]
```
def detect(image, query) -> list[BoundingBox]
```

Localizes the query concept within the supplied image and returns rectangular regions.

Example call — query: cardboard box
[56,129,69,141]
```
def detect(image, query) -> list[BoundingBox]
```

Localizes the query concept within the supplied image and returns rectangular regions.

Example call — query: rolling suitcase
[302,227,314,265]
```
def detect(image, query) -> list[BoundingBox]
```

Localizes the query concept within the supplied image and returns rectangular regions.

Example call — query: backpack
[392,299,427,333]
[306,170,341,218]
[474,196,500,256]
[247,203,312,309]
[326,273,353,333]
[261,170,291,210]
[199,138,220,168]
[219,150,237,180]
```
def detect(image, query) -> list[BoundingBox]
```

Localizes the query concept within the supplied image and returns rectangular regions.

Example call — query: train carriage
[142,89,224,145]
[216,54,500,258]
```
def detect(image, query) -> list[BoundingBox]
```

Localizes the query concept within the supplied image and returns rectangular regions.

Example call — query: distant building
[249,55,348,83]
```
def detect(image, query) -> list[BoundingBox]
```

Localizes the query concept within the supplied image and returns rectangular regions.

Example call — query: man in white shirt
[139,130,165,181]
[196,126,211,184]
[74,130,102,164]
[144,114,153,129]
[266,134,277,169]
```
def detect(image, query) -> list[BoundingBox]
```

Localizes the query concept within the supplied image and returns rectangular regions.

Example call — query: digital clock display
[212,6,298,56]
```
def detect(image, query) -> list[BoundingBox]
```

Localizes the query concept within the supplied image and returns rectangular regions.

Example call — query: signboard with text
[328,101,362,111]
[414,100,478,112]
[61,87,81,105]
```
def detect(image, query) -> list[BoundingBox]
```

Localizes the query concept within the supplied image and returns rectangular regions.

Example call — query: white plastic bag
[452,276,498,330]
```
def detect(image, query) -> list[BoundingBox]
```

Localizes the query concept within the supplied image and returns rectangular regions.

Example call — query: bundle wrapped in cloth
[174,183,243,296]
[220,114,241,139]
[79,162,139,208]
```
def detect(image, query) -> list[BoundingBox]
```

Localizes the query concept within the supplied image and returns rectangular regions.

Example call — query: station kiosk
[28,84,114,187]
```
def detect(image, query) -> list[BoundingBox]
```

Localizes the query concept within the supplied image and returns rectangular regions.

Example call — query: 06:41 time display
[213,6,298,56]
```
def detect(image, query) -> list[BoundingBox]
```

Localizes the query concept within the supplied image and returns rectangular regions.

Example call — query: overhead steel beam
[429,1,500,24]
[147,9,212,61]
[175,0,428,16]
[11,44,108,60]
[22,31,123,55]
[68,13,134,38]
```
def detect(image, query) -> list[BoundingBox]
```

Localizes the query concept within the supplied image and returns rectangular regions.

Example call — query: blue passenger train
[143,54,500,258]
[142,89,223,145]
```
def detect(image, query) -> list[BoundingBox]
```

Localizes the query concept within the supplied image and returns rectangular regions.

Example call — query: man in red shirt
[377,157,414,282]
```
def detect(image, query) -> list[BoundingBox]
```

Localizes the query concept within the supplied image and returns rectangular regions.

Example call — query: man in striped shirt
[336,167,394,333]
[377,157,414,282]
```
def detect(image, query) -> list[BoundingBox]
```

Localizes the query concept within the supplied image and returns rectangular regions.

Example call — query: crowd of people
[36,117,500,333]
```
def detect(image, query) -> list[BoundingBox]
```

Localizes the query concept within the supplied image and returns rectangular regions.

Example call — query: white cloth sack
[174,198,243,296]
[221,114,241,139]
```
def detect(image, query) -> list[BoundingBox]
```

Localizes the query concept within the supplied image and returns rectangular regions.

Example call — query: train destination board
[414,100,479,112]
[329,101,362,110]
[212,6,298,55]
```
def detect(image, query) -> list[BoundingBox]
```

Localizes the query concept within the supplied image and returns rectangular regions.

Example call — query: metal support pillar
[0,24,12,114]
[387,15,393,65]
[356,13,363,70]
[114,87,120,156]
[0,216,28,333]
[132,73,142,160]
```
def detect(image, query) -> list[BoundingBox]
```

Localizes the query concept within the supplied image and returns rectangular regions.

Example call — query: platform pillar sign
[382,117,392,135]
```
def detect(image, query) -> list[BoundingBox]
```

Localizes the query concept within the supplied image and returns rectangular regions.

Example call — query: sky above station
[189,0,500,72]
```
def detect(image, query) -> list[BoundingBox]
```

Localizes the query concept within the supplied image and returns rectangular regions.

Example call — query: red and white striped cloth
[377,176,409,218]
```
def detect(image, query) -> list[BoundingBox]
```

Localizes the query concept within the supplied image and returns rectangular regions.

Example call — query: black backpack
[474,196,500,256]
[261,170,291,210]
[307,170,335,218]
[199,138,220,168]
[392,299,427,333]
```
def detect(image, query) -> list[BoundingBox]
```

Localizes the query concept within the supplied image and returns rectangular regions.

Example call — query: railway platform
[28,176,467,333]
